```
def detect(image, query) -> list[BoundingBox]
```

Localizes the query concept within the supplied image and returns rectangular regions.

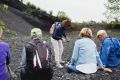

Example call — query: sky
[23,0,106,22]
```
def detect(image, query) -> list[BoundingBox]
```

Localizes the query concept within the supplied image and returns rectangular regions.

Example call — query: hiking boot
[56,63,63,68]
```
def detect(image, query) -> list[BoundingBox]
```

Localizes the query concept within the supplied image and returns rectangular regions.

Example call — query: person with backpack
[20,28,53,80]
[66,28,112,74]
[50,20,71,68]
[97,30,120,68]
[0,28,11,80]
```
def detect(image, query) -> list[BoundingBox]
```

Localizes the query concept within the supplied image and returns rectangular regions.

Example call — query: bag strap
[28,42,43,68]
[109,37,117,48]
[52,22,59,33]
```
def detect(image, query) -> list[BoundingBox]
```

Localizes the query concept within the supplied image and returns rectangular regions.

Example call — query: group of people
[0,20,120,80]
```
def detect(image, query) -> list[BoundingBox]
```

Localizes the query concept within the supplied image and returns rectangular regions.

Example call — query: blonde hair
[79,28,93,38]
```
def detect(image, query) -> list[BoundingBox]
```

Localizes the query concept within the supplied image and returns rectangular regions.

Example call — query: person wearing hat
[0,28,11,80]
[97,30,120,68]
[50,20,71,68]
[66,28,112,74]
[20,28,53,80]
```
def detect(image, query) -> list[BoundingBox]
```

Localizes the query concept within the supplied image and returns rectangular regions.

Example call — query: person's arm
[100,40,111,66]
[62,29,66,38]
[70,41,79,65]
[6,44,10,65]
[97,50,112,72]
[96,52,104,69]
[62,29,70,42]
[20,47,26,68]
[50,23,55,34]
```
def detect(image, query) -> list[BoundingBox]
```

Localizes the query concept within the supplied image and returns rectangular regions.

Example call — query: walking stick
[7,65,17,80]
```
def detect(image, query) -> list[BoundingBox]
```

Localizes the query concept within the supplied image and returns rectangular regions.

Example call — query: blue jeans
[67,64,79,73]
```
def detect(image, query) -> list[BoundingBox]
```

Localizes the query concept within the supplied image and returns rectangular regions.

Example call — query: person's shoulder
[0,41,9,47]
[75,39,82,44]
[103,37,113,44]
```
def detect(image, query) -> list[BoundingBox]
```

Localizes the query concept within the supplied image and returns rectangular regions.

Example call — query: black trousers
[21,68,53,80]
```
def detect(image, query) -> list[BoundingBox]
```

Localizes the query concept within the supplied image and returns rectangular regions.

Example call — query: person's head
[62,20,71,28]
[79,28,93,38]
[0,28,3,39]
[97,30,107,41]
[31,28,42,39]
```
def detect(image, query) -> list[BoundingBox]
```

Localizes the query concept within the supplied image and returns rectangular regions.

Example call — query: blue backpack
[110,37,120,56]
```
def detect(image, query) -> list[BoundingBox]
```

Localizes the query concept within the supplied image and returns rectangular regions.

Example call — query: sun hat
[31,28,42,37]
[97,30,106,38]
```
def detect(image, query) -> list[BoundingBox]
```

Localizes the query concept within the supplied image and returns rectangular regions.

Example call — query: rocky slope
[4,30,120,80]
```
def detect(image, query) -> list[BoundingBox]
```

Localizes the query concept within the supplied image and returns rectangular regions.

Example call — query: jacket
[0,41,10,80]
[100,36,120,68]
[71,37,103,68]
[52,22,66,40]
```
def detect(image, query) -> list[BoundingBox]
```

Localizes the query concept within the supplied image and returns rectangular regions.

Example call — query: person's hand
[62,38,66,42]
[103,68,112,73]
[66,37,70,42]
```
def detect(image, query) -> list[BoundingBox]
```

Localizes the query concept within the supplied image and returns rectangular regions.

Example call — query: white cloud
[24,0,106,22]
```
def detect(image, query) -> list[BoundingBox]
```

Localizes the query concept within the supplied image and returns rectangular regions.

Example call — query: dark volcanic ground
[3,29,120,80]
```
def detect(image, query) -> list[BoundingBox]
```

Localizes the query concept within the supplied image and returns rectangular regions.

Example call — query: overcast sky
[24,0,106,22]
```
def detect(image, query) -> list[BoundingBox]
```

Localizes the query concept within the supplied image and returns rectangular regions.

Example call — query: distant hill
[0,0,60,35]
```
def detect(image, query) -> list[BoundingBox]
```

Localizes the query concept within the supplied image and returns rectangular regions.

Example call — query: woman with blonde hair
[66,28,112,74]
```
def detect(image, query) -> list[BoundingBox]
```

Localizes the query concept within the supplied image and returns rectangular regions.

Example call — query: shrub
[0,20,5,29]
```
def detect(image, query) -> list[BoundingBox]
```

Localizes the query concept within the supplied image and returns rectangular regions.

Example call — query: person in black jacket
[20,28,53,80]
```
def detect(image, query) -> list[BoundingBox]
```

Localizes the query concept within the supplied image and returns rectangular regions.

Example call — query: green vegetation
[43,35,50,41]
[57,11,70,21]
[25,2,47,15]
[0,20,16,36]
[26,2,36,10]
[4,29,17,37]
[104,0,120,22]
[0,20,5,29]
[3,4,9,11]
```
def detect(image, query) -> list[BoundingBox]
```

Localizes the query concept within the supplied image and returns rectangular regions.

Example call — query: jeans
[67,64,79,73]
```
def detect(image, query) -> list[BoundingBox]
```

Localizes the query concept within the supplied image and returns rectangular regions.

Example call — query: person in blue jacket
[0,28,11,80]
[66,28,112,74]
[97,30,120,68]
[50,20,71,68]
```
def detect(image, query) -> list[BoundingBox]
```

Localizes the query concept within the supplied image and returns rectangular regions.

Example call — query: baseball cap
[31,28,42,36]
[96,30,106,38]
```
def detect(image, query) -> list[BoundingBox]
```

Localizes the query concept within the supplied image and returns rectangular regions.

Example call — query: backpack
[20,41,53,80]
[109,37,120,56]
[29,41,51,69]
[49,22,58,34]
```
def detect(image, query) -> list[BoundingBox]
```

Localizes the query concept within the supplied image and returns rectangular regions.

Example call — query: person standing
[20,28,53,80]
[50,20,71,68]
[0,28,11,80]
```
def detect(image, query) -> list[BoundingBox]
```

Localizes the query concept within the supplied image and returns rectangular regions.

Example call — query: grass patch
[42,35,50,41]
[4,29,17,37]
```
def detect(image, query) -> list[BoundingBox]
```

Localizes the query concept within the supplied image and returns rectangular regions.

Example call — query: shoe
[60,60,65,64]
[56,64,63,68]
